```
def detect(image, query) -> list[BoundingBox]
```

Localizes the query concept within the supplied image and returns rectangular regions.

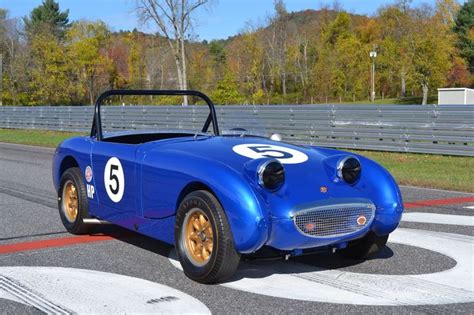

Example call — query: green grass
[349,150,474,193]
[0,128,472,193]
[343,96,438,105]
[0,128,84,147]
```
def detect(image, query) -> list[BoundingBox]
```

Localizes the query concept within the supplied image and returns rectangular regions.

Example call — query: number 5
[104,157,125,203]
[109,164,120,194]
[249,145,293,159]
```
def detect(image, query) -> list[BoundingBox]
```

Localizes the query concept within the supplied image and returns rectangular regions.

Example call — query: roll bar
[91,89,220,141]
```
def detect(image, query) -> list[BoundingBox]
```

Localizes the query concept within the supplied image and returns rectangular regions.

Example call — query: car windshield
[99,94,268,138]
[218,106,267,138]
[99,94,215,137]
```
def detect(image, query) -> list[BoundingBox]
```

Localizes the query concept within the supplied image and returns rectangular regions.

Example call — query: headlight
[337,156,361,185]
[258,160,285,191]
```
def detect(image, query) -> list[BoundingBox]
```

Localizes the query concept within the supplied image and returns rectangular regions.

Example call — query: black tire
[58,167,91,235]
[175,190,240,284]
[339,232,389,260]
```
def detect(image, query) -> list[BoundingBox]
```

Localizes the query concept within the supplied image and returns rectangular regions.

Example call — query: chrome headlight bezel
[337,156,361,185]
[257,159,285,191]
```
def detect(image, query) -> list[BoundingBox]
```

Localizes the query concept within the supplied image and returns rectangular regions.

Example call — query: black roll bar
[91,89,220,141]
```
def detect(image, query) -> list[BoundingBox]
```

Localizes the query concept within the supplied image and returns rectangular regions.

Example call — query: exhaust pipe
[83,218,110,225]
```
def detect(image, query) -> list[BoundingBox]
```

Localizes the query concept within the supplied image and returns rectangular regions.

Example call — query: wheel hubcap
[62,180,78,223]
[183,209,214,266]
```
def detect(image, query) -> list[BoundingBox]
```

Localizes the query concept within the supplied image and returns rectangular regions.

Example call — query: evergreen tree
[24,0,70,39]
[454,0,474,73]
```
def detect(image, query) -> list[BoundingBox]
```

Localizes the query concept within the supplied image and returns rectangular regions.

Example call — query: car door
[90,141,137,214]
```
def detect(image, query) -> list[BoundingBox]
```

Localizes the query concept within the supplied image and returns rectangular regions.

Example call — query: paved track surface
[0,142,473,314]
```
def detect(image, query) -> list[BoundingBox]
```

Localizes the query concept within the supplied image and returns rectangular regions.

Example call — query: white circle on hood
[232,144,308,164]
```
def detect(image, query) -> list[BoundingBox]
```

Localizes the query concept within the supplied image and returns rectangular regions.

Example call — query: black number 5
[109,164,119,194]
[249,146,293,159]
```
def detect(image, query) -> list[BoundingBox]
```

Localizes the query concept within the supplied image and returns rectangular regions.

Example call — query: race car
[52,90,403,284]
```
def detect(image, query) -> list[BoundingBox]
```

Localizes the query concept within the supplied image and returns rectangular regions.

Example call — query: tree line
[0,0,472,106]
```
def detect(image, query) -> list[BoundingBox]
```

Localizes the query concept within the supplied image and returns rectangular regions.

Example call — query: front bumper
[265,198,402,251]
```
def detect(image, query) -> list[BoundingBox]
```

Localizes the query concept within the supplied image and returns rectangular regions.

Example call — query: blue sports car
[53,90,403,283]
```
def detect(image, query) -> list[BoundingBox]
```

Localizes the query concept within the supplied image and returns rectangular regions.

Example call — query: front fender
[52,137,93,191]
[141,149,269,254]
[356,155,404,236]
[311,147,403,236]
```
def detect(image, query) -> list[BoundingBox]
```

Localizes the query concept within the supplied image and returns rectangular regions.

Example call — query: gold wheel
[182,209,214,266]
[62,180,78,223]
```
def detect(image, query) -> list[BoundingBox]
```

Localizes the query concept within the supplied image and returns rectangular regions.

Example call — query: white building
[438,88,474,105]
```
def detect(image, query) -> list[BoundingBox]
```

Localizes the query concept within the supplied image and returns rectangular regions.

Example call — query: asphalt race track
[0,142,473,314]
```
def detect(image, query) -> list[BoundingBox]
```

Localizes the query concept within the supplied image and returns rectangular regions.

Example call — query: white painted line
[0,276,72,314]
[169,228,474,306]
[402,212,474,226]
[0,267,210,314]
[463,206,474,210]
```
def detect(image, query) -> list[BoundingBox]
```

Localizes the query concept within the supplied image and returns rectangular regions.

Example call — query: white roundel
[104,157,125,203]
[232,144,308,164]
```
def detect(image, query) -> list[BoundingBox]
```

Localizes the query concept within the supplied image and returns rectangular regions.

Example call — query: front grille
[293,203,375,238]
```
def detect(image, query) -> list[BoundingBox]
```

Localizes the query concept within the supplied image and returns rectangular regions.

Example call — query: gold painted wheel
[62,180,78,223]
[183,209,214,266]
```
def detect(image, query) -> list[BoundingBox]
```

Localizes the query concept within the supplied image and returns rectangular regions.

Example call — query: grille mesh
[293,203,375,238]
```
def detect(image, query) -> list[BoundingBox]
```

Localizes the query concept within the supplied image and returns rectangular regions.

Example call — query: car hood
[151,135,329,171]
[147,135,351,192]
[143,135,400,218]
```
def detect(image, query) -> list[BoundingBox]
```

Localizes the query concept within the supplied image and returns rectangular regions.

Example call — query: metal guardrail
[0,105,473,156]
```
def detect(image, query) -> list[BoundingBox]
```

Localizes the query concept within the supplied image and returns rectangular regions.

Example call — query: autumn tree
[265,0,291,97]
[106,35,130,90]
[188,45,213,91]
[377,3,414,98]
[144,36,169,90]
[126,32,147,89]
[411,5,454,104]
[23,0,70,39]
[235,30,266,104]
[1,1,468,105]
[29,33,71,105]
[211,69,242,105]
[1,10,31,105]
[136,0,212,105]
[312,12,367,102]
[67,21,111,105]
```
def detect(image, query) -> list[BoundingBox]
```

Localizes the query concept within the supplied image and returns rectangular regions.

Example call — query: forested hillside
[0,0,472,105]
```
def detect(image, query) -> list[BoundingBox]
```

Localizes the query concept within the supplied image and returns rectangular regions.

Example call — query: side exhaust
[83,218,110,225]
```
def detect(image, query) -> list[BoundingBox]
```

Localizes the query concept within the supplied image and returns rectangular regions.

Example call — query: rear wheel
[339,232,389,260]
[175,190,240,284]
[58,167,90,235]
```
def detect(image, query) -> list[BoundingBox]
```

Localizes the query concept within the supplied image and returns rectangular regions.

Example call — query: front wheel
[175,190,240,284]
[58,167,91,235]
[339,232,389,260]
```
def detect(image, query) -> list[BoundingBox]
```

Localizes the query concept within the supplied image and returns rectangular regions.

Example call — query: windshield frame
[91,89,220,141]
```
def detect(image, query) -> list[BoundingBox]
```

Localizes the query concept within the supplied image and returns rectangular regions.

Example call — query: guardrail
[0,105,473,156]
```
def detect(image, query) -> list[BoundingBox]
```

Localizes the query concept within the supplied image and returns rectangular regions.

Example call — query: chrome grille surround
[292,202,376,238]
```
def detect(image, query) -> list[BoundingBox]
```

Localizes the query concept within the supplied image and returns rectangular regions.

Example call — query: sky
[0,0,463,41]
